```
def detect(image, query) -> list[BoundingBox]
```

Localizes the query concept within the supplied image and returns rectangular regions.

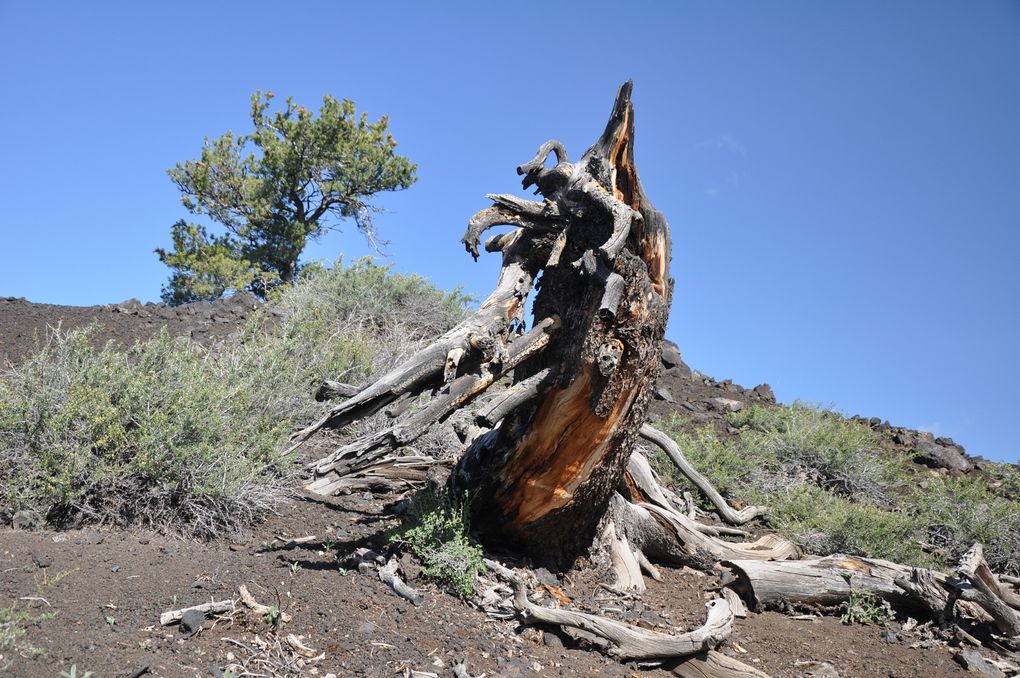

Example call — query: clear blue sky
[1,2,1017,463]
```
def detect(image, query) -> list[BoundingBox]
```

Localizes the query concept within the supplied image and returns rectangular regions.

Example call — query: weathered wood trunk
[450,82,673,565]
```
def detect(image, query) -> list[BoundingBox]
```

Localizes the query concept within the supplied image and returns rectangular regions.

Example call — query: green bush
[912,475,1020,574]
[729,403,906,506]
[0,259,468,536]
[763,484,931,566]
[839,583,893,626]
[659,402,1020,575]
[390,488,486,598]
[0,604,47,662]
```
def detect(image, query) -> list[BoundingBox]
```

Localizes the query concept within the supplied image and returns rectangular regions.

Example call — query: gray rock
[653,386,674,402]
[711,397,744,413]
[179,608,205,634]
[224,290,259,312]
[357,622,376,635]
[753,383,776,403]
[533,567,558,586]
[914,439,972,472]
[955,650,1006,677]
[542,630,564,648]
[12,510,43,531]
[882,630,898,644]
[31,552,51,568]
[661,341,682,369]
[116,298,143,314]
[86,531,104,545]
[799,661,840,678]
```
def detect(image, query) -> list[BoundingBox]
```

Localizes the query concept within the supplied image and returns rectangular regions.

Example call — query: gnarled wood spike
[452,81,676,566]
[305,315,560,490]
[516,140,572,194]
[291,227,549,454]
[461,202,562,261]
[639,423,767,525]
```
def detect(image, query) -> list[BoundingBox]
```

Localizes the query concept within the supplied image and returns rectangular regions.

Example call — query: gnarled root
[639,424,767,525]
[486,559,734,661]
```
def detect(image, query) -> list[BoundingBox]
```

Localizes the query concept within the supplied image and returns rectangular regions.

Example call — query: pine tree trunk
[450,82,673,566]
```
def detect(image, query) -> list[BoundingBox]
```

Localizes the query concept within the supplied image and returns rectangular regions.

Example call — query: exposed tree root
[670,650,773,678]
[639,423,767,525]
[486,559,734,661]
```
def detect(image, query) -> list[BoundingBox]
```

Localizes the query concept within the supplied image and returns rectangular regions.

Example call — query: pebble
[179,609,205,635]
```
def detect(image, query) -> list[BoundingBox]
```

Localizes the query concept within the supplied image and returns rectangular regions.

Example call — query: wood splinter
[238,584,293,623]
[159,600,234,627]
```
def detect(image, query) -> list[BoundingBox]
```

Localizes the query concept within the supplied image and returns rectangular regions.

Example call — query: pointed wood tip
[598,81,635,152]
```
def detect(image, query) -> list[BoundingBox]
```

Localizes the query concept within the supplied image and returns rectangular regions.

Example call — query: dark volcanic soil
[0,294,263,366]
[0,297,989,677]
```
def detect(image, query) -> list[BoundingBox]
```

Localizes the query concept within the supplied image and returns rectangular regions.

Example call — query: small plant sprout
[839,574,893,625]
[389,487,486,598]
[264,604,285,629]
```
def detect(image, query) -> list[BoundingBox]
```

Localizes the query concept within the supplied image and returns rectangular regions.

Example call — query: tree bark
[450,81,673,565]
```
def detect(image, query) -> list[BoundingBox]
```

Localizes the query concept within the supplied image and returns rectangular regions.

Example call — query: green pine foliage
[157,92,418,304]
[156,221,277,305]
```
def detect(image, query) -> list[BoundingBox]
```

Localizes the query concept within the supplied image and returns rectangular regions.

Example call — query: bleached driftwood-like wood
[639,424,766,525]
[893,567,952,624]
[957,543,1020,637]
[486,559,733,660]
[305,315,559,492]
[285,633,319,658]
[635,548,662,581]
[379,556,423,607]
[301,454,436,495]
[616,454,798,571]
[721,587,747,619]
[451,661,476,678]
[960,543,1020,610]
[314,380,359,401]
[605,520,646,592]
[159,599,234,626]
[724,554,952,611]
[238,584,293,623]
[671,650,772,678]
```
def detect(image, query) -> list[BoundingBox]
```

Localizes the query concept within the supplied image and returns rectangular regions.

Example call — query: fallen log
[723,554,951,612]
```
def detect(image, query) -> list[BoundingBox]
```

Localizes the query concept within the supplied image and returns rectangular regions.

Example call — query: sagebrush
[0,259,468,536]
[390,487,486,598]
[657,403,1020,574]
